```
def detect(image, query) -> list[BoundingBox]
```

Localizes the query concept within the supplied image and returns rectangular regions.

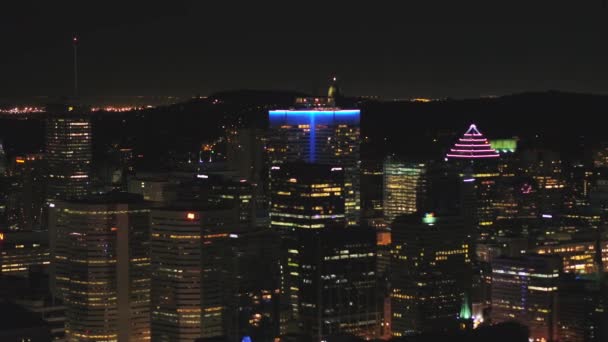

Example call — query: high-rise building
[592,143,608,168]
[557,275,605,342]
[216,229,281,342]
[534,241,608,275]
[46,107,92,200]
[445,124,500,160]
[269,163,345,231]
[444,124,518,243]
[0,231,49,276]
[490,255,561,342]
[0,139,7,176]
[382,158,426,225]
[519,149,565,215]
[390,213,472,337]
[150,207,238,342]
[360,159,384,223]
[226,128,265,184]
[48,193,150,341]
[6,154,47,231]
[208,179,255,227]
[268,104,360,225]
[282,226,379,340]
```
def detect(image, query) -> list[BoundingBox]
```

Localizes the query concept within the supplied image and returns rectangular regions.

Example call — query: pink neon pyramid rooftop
[446,124,500,159]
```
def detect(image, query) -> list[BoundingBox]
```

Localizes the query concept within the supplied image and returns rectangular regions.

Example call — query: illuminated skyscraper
[390,213,472,337]
[150,207,238,342]
[445,124,499,160]
[0,230,49,276]
[558,275,605,342]
[5,154,47,231]
[382,158,426,224]
[520,149,565,215]
[282,226,379,340]
[46,107,92,200]
[445,124,507,242]
[269,163,345,230]
[268,105,360,225]
[491,255,561,342]
[209,179,255,227]
[48,193,150,342]
[534,241,608,275]
[0,139,7,176]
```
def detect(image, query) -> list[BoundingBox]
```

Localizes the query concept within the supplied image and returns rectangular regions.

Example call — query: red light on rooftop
[111,227,118,232]
[187,213,196,220]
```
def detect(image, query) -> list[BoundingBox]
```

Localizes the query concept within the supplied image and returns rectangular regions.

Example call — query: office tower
[221,229,281,341]
[269,163,345,230]
[0,231,49,276]
[0,302,52,341]
[46,107,92,200]
[209,179,255,227]
[360,159,384,223]
[226,128,267,221]
[0,139,6,175]
[376,228,393,339]
[520,149,565,215]
[7,154,47,231]
[491,255,561,342]
[382,158,426,225]
[390,213,472,337]
[445,124,499,160]
[48,193,150,341]
[226,128,265,183]
[0,174,20,231]
[201,226,281,341]
[592,142,608,168]
[99,143,135,192]
[150,207,237,342]
[557,275,604,342]
[127,173,172,203]
[534,241,608,275]
[445,124,512,242]
[283,226,379,340]
[268,104,360,225]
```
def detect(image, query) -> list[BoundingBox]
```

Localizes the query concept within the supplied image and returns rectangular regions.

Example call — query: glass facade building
[46,110,92,200]
[49,194,150,342]
[268,109,360,225]
[382,159,426,225]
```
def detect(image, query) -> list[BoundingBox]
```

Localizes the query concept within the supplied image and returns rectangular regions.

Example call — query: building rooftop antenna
[73,35,78,99]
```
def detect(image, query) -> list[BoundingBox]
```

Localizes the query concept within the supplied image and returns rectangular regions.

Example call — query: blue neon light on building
[268,110,360,163]
[268,110,360,126]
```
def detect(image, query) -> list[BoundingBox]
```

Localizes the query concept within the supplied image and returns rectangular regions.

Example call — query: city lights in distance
[187,213,196,220]
[0,107,45,115]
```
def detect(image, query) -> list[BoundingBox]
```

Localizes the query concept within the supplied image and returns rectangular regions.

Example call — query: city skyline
[2,2,608,341]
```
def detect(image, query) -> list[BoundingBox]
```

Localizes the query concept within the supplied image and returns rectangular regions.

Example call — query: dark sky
[2,1,608,101]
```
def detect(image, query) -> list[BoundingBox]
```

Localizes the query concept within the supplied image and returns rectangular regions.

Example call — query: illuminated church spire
[446,124,500,159]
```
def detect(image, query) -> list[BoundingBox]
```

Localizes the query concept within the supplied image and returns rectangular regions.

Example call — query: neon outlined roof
[446,124,500,159]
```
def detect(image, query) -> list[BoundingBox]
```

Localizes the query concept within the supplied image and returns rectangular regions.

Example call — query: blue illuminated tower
[268,106,361,225]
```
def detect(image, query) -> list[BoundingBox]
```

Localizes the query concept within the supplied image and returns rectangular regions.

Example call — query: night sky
[2,1,608,101]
